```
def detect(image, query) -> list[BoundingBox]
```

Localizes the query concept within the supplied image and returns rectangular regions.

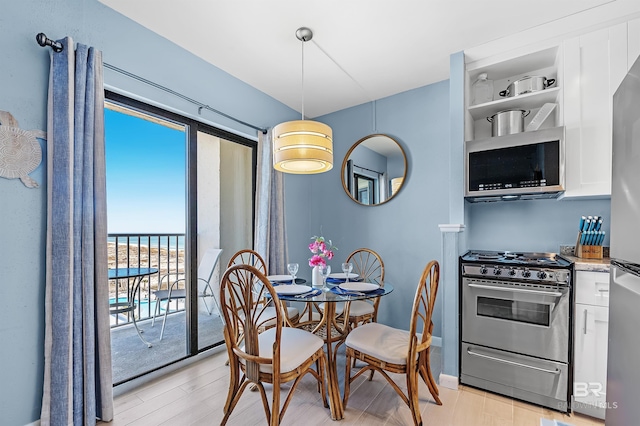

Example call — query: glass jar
[472,73,494,105]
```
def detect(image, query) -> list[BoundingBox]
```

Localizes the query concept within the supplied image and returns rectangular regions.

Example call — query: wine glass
[319,264,331,291]
[342,262,353,283]
[287,263,298,285]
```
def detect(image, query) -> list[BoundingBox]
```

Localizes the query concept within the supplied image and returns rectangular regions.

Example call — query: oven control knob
[493,268,502,276]
[537,271,547,279]
[479,266,488,275]
[508,268,517,276]
[522,269,531,278]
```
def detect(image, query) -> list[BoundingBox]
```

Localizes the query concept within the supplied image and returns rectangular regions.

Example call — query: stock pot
[487,109,530,136]
[499,75,555,98]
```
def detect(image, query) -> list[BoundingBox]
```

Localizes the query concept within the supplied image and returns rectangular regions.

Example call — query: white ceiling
[99,0,640,118]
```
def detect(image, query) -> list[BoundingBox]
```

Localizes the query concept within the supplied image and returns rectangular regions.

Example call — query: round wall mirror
[341,134,407,206]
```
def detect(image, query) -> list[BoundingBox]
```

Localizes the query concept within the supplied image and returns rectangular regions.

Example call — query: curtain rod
[36,33,268,134]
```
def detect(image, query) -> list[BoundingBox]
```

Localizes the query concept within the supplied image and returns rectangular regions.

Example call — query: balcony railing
[108,233,186,327]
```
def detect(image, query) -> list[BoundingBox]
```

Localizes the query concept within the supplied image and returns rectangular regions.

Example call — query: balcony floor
[110,310,225,384]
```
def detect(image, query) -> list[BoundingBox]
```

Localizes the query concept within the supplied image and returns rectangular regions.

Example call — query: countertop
[560,245,611,273]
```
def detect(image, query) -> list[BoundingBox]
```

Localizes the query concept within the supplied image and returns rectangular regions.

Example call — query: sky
[105,108,186,234]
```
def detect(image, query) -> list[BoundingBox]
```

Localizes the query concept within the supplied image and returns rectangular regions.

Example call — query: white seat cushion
[345,322,409,365]
[241,327,324,374]
[318,301,345,315]
[318,300,374,317]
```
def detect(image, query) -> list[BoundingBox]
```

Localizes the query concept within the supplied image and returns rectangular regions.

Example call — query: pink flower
[309,255,326,268]
[308,234,337,267]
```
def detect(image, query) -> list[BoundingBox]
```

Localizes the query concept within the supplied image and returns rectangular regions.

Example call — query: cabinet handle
[598,288,609,293]
[583,309,588,335]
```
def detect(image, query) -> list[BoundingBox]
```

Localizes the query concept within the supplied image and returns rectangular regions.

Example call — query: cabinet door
[563,24,627,198]
[629,18,640,69]
[573,303,608,419]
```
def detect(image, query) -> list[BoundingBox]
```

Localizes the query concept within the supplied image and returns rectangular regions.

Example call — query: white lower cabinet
[573,271,610,419]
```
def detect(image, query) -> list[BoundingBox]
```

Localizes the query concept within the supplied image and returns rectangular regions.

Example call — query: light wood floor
[101,349,605,426]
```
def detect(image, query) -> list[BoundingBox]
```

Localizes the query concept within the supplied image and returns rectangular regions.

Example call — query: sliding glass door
[105,92,255,384]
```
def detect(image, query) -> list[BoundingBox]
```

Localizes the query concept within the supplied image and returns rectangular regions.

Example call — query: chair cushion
[318,302,345,315]
[242,327,324,374]
[345,322,409,365]
[318,300,374,317]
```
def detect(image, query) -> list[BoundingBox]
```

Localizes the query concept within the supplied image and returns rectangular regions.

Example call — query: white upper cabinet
[628,18,640,69]
[562,23,628,198]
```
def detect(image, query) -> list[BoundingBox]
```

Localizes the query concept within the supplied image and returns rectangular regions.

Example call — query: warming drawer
[461,343,569,410]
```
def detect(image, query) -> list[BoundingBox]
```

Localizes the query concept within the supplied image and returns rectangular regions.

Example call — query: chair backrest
[219,264,282,381]
[346,248,385,286]
[198,248,223,282]
[227,249,267,275]
[408,260,440,361]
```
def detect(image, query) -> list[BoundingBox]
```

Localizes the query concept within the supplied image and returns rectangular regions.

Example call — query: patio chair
[152,248,223,340]
[220,264,328,425]
[343,260,441,426]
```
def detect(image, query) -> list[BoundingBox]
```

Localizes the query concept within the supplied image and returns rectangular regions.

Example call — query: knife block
[575,232,603,259]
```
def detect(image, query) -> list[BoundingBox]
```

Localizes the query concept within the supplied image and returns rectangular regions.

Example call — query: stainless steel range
[460,250,573,412]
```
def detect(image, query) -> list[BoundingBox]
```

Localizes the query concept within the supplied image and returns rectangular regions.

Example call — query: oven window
[477,296,550,326]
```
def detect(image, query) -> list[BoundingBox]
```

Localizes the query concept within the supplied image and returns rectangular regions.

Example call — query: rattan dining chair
[151,248,223,340]
[318,248,384,328]
[227,249,299,327]
[343,260,441,426]
[220,264,328,426]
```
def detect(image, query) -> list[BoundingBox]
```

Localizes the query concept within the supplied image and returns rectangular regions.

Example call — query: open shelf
[468,87,561,121]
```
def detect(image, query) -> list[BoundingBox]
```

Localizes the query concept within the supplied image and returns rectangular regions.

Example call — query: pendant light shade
[273,119,333,173]
[273,27,333,174]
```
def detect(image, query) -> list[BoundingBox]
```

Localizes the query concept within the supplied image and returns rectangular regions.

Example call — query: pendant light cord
[301,38,305,120]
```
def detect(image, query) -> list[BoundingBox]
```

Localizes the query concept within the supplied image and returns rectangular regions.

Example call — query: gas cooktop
[461,250,572,268]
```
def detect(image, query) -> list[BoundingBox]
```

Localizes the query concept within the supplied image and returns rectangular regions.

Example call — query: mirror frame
[341,133,407,206]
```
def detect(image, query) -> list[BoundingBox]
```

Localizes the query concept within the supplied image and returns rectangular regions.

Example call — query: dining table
[275,279,394,420]
[108,267,159,348]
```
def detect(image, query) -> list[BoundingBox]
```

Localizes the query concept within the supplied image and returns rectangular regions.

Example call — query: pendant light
[273,27,333,174]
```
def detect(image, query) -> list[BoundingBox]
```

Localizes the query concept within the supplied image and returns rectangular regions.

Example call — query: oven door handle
[467,282,563,297]
[466,348,561,375]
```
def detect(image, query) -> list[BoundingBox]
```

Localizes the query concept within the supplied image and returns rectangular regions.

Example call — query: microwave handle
[467,282,563,297]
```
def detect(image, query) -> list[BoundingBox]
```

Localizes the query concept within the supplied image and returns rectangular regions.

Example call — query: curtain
[254,131,288,274]
[41,37,113,425]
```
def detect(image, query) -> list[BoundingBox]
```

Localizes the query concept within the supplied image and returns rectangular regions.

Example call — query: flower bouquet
[308,235,337,287]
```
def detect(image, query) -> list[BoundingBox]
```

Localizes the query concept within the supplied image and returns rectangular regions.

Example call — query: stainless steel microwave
[465,126,565,202]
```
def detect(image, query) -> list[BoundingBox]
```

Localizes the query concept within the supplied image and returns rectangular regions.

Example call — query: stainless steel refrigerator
[606,55,640,425]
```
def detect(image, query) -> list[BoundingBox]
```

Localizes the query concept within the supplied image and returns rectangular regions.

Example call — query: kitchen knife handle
[579,216,585,231]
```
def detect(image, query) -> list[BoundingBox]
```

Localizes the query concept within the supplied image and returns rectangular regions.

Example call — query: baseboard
[439,373,459,390]
[431,336,442,347]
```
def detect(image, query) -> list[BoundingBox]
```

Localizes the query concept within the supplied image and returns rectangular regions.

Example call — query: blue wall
[1,1,296,424]
[466,197,611,251]
[282,81,451,336]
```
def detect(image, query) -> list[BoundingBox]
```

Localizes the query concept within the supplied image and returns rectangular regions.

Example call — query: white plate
[339,282,379,292]
[275,284,312,295]
[328,273,359,279]
[267,274,294,282]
